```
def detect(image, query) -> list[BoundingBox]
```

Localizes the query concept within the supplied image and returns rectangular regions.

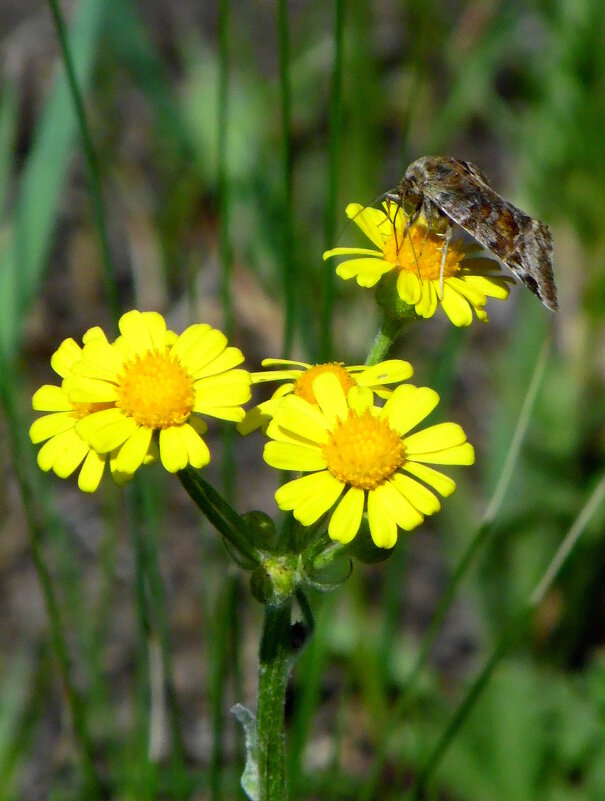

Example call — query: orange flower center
[322,409,405,490]
[383,220,464,280]
[293,363,356,404]
[116,349,195,429]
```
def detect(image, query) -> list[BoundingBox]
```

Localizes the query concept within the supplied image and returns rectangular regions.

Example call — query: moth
[385,155,558,311]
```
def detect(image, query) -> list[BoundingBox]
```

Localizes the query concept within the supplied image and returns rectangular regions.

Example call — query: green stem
[257,601,294,801]
[365,315,410,365]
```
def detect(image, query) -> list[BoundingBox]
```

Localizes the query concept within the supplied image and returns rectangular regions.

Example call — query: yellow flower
[62,310,251,478]
[30,328,125,492]
[238,358,413,434]
[263,372,474,548]
[323,202,511,326]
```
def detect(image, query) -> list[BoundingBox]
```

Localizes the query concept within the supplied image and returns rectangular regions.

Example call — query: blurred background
[1,0,605,799]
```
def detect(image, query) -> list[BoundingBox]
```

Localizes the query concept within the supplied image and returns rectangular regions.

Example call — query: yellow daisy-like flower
[29,328,126,493]
[238,358,414,434]
[61,310,251,477]
[263,372,474,548]
[323,202,511,326]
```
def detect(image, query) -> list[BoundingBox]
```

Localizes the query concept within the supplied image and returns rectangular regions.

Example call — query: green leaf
[231,703,259,801]
[178,467,261,566]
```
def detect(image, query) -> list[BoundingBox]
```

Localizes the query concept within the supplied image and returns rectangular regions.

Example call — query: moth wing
[421,165,558,311]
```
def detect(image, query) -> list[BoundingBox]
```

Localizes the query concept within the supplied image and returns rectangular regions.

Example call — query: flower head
[56,310,250,481]
[30,328,126,492]
[263,372,474,548]
[238,358,413,434]
[323,202,511,326]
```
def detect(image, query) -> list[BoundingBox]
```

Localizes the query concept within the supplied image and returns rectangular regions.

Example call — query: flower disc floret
[323,409,404,490]
[117,350,195,428]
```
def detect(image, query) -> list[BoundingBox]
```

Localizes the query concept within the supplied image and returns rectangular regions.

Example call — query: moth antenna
[333,189,388,244]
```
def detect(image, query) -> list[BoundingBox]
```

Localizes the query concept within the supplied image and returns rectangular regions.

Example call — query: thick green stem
[257,601,294,801]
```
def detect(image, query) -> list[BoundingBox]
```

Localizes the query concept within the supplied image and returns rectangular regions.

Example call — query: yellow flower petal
[119,310,167,355]
[169,323,212,368]
[263,440,327,472]
[440,284,474,326]
[78,450,106,493]
[347,385,373,415]
[159,426,189,472]
[416,280,439,318]
[407,442,475,465]
[115,426,153,474]
[270,395,330,444]
[32,385,73,412]
[397,271,423,305]
[193,347,246,379]
[179,422,211,468]
[74,340,124,379]
[64,375,119,403]
[336,258,391,286]
[328,487,364,544]
[404,422,468,454]
[36,429,84,474]
[448,276,487,307]
[382,385,439,436]
[177,327,228,374]
[312,373,348,426]
[50,338,82,377]
[30,412,76,444]
[193,370,251,412]
[402,462,456,497]
[374,480,424,532]
[346,203,389,250]
[391,472,441,515]
[276,471,344,526]
[77,408,138,452]
[367,487,398,548]
[356,360,414,387]
[323,246,384,259]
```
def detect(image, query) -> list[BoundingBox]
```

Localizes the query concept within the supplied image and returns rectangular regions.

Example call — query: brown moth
[385,156,558,311]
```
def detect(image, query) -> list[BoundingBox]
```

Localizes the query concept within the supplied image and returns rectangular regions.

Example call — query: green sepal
[344,516,396,563]
[242,510,280,551]
[222,537,260,570]
[178,466,261,567]
[231,703,259,801]
[375,271,420,323]
[305,554,353,591]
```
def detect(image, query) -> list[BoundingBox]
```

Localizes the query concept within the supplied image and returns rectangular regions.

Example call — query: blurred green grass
[1,0,605,799]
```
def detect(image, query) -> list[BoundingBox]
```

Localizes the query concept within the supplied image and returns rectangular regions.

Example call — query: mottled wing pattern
[401,156,558,312]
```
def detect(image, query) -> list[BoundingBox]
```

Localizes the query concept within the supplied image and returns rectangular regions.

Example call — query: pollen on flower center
[383,222,464,280]
[116,349,195,429]
[293,363,356,405]
[322,409,405,490]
